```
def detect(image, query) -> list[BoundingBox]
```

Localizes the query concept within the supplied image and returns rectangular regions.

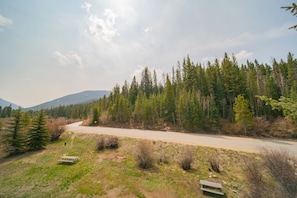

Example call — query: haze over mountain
[23,90,110,111]
[22,90,110,111]
[0,98,19,109]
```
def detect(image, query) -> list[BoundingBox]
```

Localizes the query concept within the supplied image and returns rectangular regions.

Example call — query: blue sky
[0,0,296,107]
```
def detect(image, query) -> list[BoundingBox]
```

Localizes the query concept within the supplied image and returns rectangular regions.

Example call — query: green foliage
[5,108,25,154]
[233,94,254,134]
[92,107,100,126]
[258,95,297,123]
[162,75,176,124]
[26,52,297,136]
[27,109,50,150]
[281,2,297,30]
[1,105,12,118]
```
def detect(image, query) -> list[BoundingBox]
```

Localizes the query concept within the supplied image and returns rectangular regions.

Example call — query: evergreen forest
[3,52,297,137]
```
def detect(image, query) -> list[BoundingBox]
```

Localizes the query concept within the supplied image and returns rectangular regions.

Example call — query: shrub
[261,149,297,198]
[243,157,266,198]
[179,147,193,171]
[157,151,169,165]
[104,136,119,149]
[96,136,119,151]
[47,118,66,141]
[209,157,220,173]
[135,140,154,169]
[96,136,105,151]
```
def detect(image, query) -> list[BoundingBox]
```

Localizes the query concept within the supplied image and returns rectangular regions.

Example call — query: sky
[0,0,296,108]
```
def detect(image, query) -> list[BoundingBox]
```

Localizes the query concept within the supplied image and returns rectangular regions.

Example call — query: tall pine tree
[5,108,24,155]
[233,95,254,134]
[27,109,49,150]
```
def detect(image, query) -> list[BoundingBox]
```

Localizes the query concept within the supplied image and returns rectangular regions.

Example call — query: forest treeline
[92,52,295,136]
[3,52,296,137]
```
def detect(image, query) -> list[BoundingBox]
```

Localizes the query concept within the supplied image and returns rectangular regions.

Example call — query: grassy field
[0,131,254,198]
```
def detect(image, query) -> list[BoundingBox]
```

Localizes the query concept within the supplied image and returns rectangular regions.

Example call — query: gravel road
[67,121,297,155]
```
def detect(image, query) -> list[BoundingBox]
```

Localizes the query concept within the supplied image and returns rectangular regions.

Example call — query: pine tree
[141,67,153,98]
[92,107,100,125]
[27,109,49,150]
[5,108,24,154]
[129,76,139,109]
[163,75,176,124]
[233,95,254,135]
[281,3,297,30]
[191,91,203,131]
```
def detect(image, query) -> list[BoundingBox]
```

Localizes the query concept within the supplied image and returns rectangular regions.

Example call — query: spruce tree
[233,95,254,135]
[163,75,176,124]
[5,108,24,155]
[92,107,100,125]
[27,109,49,150]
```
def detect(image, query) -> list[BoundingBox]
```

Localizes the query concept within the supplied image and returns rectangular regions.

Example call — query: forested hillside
[46,52,297,137]
[104,53,297,135]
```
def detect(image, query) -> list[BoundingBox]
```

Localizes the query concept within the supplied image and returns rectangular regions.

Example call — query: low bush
[47,118,67,141]
[243,157,266,198]
[104,136,119,149]
[96,136,119,151]
[209,157,220,173]
[135,140,154,169]
[96,136,105,151]
[157,152,169,165]
[261,149,297,198]
[179,147,193,171]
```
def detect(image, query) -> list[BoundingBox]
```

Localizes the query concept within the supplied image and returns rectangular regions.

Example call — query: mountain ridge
[1,90,110,111]
[0,98,19,109]
[24,90,110,111]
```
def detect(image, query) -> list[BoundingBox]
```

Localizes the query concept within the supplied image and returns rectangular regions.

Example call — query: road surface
[67,122,297,156]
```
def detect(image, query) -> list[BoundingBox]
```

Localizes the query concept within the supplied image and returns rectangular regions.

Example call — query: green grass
[0,132,252,197]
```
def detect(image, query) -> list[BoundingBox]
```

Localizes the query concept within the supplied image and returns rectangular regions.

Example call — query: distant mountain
[0,98,20,109]
[25,90,110,111]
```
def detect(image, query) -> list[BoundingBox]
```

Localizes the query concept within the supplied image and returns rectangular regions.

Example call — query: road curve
[67,122,297,156]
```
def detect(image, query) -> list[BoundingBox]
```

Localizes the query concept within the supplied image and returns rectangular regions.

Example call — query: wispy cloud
[235,50,253,62]
[86,9,119,42]
[201,50,253,65]
[201,24,292,51]
[53,51,83,69]
[144,26,152,33]
[81,2,92,12]
[0,14,13,32]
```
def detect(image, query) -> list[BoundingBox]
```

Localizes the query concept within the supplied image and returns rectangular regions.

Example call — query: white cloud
[0,14,13,32]
[235,50,253,61]
[81,2,92,12]
[53,51,83,69]
[144,27,152,33]
[87,9,119,42]
[69,51,83,69]
[0,14,13,26]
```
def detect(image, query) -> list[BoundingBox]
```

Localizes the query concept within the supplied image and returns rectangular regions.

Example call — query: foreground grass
[0,132,252,197]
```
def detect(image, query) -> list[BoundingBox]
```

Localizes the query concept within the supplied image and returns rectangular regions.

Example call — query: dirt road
[67,122,297,155]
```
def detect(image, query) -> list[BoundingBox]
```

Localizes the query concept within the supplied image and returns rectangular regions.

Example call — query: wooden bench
[200,180,224,196]
[58,156,79,164]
